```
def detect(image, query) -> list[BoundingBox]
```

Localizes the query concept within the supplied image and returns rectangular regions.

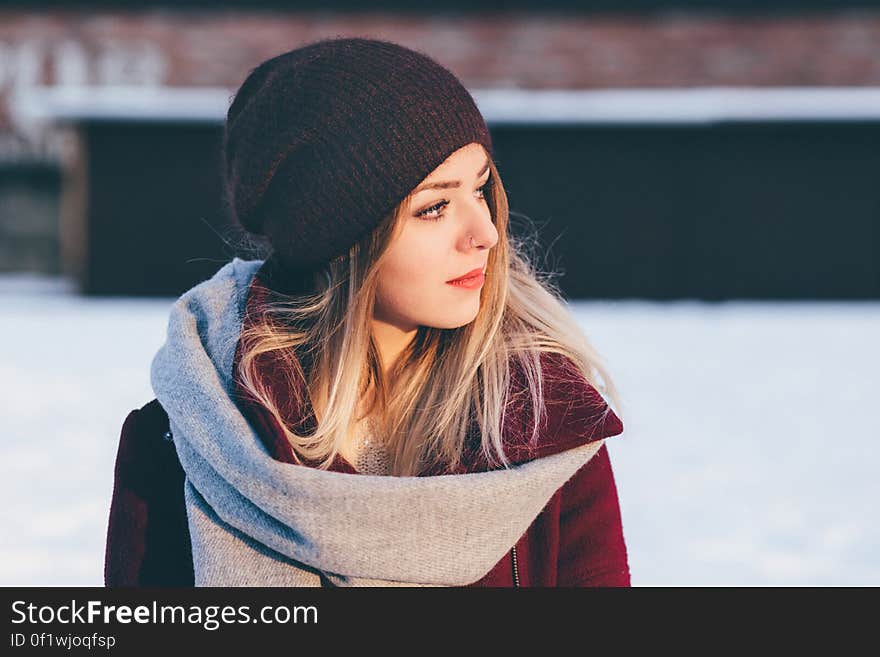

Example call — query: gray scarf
[150,258,604,587]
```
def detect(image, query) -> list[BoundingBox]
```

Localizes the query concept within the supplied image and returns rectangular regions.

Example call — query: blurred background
[1,1,878,586]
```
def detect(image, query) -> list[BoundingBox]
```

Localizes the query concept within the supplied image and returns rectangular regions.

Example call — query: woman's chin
[428,307,480,330]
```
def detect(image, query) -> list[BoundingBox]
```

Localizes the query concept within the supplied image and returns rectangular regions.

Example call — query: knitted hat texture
[222,36,494,273]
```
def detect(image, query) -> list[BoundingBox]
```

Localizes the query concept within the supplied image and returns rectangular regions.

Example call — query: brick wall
[2,9,880,139]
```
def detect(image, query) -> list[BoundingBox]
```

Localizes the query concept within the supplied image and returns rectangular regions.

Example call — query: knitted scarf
[150,258,604,587]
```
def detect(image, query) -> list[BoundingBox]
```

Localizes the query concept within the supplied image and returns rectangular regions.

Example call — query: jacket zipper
[511,544,520,587]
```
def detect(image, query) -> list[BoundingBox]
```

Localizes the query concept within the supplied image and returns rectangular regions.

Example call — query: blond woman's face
[374,142,498,332]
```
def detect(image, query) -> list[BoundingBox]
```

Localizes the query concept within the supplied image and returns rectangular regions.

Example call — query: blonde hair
[235,152,624,477]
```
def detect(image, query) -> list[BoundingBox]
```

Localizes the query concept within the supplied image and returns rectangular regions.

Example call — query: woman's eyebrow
[414,158,490,193]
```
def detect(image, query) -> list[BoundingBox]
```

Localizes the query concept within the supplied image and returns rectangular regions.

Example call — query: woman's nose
[465,211,498,250]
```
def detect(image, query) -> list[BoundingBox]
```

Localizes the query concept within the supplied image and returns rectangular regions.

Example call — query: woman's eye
[416,200,448,221]
[415,178,493,222]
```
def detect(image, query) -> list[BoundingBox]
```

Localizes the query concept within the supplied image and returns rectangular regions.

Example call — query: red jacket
[104,267,631,587]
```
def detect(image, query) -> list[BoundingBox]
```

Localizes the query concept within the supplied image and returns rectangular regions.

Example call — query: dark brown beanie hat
[222,36,494,274]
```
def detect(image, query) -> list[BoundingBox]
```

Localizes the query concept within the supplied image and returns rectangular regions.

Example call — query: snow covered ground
[1,271,877,586]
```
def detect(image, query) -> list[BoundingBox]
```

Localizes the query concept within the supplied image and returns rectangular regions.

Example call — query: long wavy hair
[234,149,624,477]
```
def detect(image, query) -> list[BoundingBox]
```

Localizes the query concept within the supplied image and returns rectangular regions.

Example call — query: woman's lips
[446,272,485,289]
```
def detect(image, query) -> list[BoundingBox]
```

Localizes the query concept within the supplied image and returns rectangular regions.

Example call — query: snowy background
[1,271,878,586]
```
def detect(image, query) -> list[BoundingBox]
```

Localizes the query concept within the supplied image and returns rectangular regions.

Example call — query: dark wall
[0,163,61,274]
[83,121,234,296]
[492,121,880,300]
[80,119,880,300]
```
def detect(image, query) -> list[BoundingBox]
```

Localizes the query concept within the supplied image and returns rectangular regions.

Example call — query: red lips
[446,267,485,283]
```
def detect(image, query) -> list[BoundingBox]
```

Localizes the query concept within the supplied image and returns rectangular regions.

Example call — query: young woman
[104,36,631,587]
